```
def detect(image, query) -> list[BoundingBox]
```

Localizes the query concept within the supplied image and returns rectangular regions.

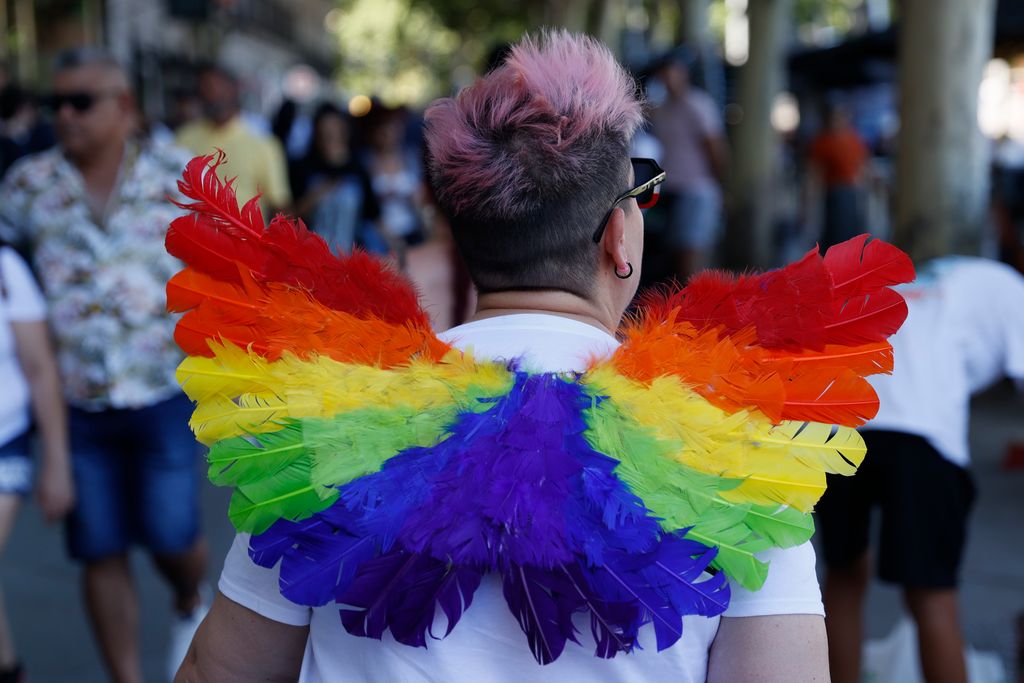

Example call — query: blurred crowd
[0,38,1019,683]
[0,45,477,683]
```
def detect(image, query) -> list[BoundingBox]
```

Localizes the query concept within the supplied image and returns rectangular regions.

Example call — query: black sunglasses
[592,158,667,243]
[42,90,119,114]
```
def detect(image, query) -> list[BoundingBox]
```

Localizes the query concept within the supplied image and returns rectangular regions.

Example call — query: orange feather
[169,266,450,367]
[612,314,884,426]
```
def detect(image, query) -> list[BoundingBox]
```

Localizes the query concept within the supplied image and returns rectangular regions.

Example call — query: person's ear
[601,206,631,276]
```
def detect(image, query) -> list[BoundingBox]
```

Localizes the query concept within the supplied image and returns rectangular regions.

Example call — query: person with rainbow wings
[170,30,913,683]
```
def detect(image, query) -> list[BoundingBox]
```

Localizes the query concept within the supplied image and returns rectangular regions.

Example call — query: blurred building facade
[0,0,337,119]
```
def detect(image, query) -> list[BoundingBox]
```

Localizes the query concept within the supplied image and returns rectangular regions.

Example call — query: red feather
[165,214,268,284]
[824,287,908,346]
[616,235,912,425]
[173,152,265,240]
[643,248,833,352]
[824,234,916,298]
[634,236,914,354]
[167,153,432,328]
[258,216,430,327]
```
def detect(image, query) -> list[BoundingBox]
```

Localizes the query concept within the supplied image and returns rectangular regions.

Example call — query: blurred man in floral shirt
[0,48,207,683]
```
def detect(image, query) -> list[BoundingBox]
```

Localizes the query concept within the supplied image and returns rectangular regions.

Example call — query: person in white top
[0,245,73,682]
[177,31,829,683]
[816,256,1024,683]
[647,48,727,280]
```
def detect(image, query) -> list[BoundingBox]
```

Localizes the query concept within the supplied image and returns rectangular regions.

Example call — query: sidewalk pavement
[2,384,1021,682]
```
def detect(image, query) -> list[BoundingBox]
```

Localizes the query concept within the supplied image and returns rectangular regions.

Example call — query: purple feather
[400,374,592,566]
[559,563,641,658]
[247,372,732,664]
[339,550,483,646]
[580,535,730,651]
[500,563,580,665]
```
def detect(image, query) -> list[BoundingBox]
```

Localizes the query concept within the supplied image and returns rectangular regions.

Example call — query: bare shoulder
[707,614,830,683]
[175,592,309,683]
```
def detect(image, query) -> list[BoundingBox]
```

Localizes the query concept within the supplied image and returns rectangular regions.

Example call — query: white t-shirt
[0,247,46,447]
[219,314,823,683]
[867,258,1024,467]
[648,89,723,195]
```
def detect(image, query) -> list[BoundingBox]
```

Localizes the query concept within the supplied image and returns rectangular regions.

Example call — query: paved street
[2,385,1022,682]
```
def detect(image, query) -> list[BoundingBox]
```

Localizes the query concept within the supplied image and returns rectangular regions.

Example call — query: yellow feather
[585,366,866,512]
[178,343,513,444]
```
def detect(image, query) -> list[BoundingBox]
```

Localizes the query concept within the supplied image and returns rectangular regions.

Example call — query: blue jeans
[65,393,201,562]
[0,430,32,496]
[663,187,722,250]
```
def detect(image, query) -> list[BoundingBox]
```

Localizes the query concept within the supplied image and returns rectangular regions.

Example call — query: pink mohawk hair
[425,29,643,220]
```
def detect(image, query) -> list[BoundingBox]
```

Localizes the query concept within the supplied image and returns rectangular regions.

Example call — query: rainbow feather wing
[167,154,494,534]
[248,373,730,663]
[601,236,914,589]
[166,154,914,664]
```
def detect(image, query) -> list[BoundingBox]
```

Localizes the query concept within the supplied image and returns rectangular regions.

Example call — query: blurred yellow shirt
[176,116,292,212]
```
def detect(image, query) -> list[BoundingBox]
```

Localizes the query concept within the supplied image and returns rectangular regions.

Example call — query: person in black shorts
[816,431,976,683]
[818,431,975,590]
[814,256,1024,683]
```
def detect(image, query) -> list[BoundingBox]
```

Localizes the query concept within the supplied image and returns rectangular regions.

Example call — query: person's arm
[11,319,73,521]
[707,614,830,682]
[175,592,308,683]
[702,132,729,185]
[693,94,728,184]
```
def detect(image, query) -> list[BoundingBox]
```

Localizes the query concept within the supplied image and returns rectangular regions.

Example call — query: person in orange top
[808,105,869,249]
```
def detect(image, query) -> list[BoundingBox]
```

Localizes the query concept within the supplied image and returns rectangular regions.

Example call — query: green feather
[210,402,474,535]
[743,504,815,547]
[227,452,338,534]
[305,404,459,490]
[208,421,308,487]
[584,397,815,591]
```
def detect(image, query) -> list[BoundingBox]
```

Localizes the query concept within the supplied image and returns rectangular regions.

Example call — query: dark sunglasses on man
[42,90,120,114]
[592,157,667,243]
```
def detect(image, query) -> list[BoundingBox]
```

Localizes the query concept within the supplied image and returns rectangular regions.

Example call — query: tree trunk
[542,0,592,32]
[894,0,996,261]
[676,0,725,113]
[590,0,625,54]
[725,0,793,268]
[677,0,709,47]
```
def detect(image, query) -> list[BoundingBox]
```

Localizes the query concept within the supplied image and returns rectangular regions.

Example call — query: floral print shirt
[0,140,190,410]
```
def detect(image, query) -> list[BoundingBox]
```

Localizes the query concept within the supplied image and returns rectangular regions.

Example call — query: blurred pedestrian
[647,48,727,280]
[364,105,428,252]
[0,239,73,683]
[0,47,208,683]
[271,99,298,153]
[807,103,869,249]
[816,256,1024,683]
[291,103,382,254]
[177,64,291,215]
[167,88,202,133]
[0,85,55,178]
